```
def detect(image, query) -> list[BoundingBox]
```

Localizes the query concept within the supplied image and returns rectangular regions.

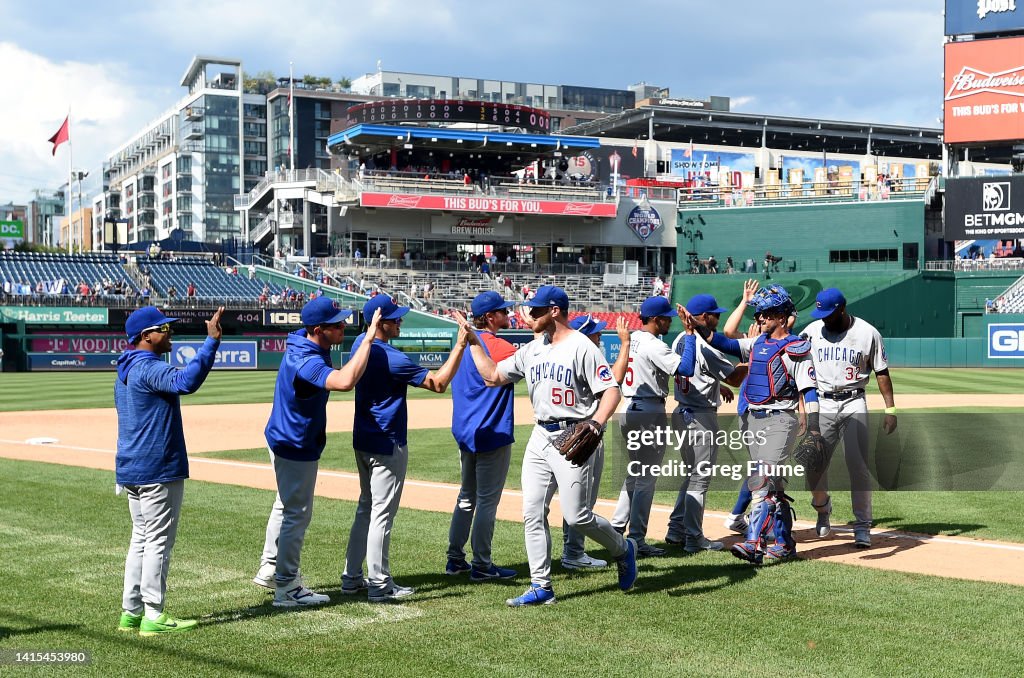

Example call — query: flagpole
[289,62,295,173]
[67,107,75,253]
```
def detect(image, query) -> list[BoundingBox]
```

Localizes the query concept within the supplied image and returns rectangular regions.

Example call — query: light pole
[73,170,89,252]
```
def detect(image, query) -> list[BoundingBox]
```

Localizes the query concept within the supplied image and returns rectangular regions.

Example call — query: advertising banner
[28,353,121,371]
[988,323,1024,358]
[0,219,25,240]
[626,204,662,242]
[359,192,618,218]
[944,36,1024,144]
[945,176,1024,238]
[946,0,1024,37]
[669,149,756,188]
[30,332,129,353]
[170,341,258,370]
[0,306,108,325]
[429,216,514,237]
[108,308,266,328]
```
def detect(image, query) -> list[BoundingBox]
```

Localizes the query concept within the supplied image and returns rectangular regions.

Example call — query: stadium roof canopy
[328,124,600,159]
[562,104,1014,163]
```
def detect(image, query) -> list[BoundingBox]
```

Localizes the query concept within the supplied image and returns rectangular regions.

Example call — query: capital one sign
[988,323,1024,358]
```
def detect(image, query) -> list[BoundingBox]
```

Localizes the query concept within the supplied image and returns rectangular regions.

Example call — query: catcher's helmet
[748,285,795,316]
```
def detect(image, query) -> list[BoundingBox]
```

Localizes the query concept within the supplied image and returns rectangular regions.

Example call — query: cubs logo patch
[808,366,816,380]
[596,365,614,383]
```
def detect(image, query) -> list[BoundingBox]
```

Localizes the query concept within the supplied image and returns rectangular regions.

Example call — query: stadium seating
[568,311,643,331]
[994,275,1024,313]
[141,258,284,301]
[0,251,137,297]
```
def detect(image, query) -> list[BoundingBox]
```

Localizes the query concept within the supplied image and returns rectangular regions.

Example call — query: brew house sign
[431,216,513,237]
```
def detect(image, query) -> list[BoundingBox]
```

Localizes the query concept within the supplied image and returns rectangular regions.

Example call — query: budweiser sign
[944,37,1024,144]
[946,66,1024,100]
[455,217,491,228]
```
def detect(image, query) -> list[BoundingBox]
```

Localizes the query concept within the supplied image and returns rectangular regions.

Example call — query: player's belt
[538,419,584,432]
[817,388,865,401]
[627,396,665,403]
[749,409,793,419]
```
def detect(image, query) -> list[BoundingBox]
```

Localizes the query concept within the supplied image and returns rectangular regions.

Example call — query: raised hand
[616,316,630,342]
[742,279,760,302]
[206,307,224,340]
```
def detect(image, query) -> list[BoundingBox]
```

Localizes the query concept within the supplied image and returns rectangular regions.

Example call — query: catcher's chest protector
[744,335,800,405]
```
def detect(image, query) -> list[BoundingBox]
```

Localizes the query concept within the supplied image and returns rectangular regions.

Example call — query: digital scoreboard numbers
[348,99,550,133]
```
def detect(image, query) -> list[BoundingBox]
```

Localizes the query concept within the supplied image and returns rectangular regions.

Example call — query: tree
[302,74,318,87]
[337,77,352,90]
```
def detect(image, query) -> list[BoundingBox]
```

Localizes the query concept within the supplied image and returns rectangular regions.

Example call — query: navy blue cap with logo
[301,296,352,325]
[362,295,410,322]
[471,290,515,317]
[569,314,608,336]
[685,294,728,316]
[639,295,678,319]
[810,287,847,319]
[125,306,179,342]
[523,285,569,310]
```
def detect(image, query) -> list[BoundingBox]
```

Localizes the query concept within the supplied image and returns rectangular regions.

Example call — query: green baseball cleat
[118,611,143,632]
[138,612,197,637]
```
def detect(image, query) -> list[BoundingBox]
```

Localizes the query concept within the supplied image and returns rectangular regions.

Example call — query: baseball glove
[553,420,604,466]
[792,433,828,474]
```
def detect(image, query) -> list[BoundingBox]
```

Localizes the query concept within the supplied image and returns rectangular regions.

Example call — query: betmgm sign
[944,176,1024,239]
[988,323,1024,358]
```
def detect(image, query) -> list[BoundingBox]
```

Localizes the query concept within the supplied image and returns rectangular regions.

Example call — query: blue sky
[0,0,942,203]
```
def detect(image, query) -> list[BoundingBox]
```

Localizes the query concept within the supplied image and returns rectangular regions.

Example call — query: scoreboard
[347,99,551,133]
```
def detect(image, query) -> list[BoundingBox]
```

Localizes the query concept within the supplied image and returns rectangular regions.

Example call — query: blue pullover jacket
[113,337,219,485]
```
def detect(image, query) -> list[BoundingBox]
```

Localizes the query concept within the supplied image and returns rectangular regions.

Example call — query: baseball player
[458,285,638,607]
[665,294,748,552]
[559,314,629,570]
[115,306,222,635]
[611,296,696,556]
[801,287,897,548]
[343,295,469,603]
[688,284,821,564]
[253,297,382,608]
[446,291,519,582]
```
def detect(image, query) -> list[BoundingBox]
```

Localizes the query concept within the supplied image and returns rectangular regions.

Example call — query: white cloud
[0,42,163,203]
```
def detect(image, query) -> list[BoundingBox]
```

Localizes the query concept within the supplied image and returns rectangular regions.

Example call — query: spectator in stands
[167,285,177,301]
[354,248,363,260]
[410,282,418,299]
[379,250,387,262]
[652,276,665,297]
[707,255,719,274]
[503,275,513,294]
[481,260,491,278]
[521,283,530,301]
[985,298,994,313]
[425,281,434,300]
[141,286,151,304]
[726,256,735,274]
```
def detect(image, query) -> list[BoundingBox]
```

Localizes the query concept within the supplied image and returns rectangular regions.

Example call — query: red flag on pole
[48,116,69,156]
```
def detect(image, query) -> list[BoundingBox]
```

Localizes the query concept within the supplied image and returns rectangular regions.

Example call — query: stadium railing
[676,176,934,209]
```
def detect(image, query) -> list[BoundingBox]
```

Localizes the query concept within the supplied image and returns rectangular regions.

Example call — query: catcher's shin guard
[764,496,797,563]
[730,494,777,564]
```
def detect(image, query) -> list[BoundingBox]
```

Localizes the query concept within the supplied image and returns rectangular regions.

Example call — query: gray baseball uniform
[802,316,888,528]
[735,336,816,468]
[612,330,681,545]
[665,334,736,546]
[497,331,627,588]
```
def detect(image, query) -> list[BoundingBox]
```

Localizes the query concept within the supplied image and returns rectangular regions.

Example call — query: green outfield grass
[0,367,1021,412]
[0,459,1021,677]
[204,424,1024,543]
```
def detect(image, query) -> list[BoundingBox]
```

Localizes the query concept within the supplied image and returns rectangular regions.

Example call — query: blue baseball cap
[810,287,847,319]
[685,294,728,316]
[523,285,569,311]
[471,290,515,316]
[301,296,352,325]
[569,314,608,336]
[639,296,678,319]
[125,306,179,341]
[362,294,410,322]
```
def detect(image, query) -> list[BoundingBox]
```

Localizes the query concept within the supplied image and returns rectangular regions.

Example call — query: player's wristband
[806,411,820,434]
[884,407,897,415]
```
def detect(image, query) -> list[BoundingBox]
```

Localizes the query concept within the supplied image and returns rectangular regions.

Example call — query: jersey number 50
[551,387,576,406]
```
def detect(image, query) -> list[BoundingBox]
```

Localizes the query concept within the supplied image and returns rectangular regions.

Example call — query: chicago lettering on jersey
[815,345,863,366]
[529,361,574,387]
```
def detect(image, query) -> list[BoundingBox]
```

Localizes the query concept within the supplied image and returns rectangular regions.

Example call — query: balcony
[676,176,935,210]
[185,106,204,121]
[183,123,203,140]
